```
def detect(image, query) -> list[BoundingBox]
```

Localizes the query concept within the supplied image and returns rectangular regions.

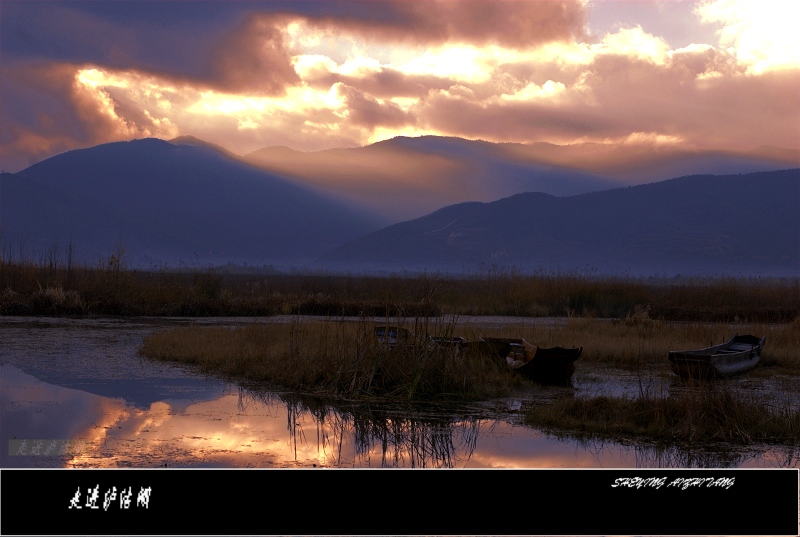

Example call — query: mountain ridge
[243,135,798,221]
[2,135,798,276]
[317,168,800,277]
[1,138,384,268]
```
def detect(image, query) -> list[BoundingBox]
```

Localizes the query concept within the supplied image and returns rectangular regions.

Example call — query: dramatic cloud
[695,0,800,72]
[279,0,588,49]
[205,14,301,94]
[1,0,797,172]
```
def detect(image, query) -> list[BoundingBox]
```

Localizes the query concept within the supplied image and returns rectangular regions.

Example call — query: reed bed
[447,316,800,373]
[500,319,800,445]
[523,385,800,445]
[1,254,798,322]
[139,318,522,401]
[140,315,800,404]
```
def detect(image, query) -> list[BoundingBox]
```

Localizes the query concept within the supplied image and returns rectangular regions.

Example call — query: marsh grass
[523,383,800,445]
[1,253,799,322]
[449,316,800,373]
[140,314,799,405]
[517,318,800,445]
[139,318,522,401]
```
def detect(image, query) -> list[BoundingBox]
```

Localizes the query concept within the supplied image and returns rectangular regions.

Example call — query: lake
[2,315,798,469]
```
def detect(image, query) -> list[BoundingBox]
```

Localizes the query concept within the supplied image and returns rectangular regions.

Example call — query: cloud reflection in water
[2,363,796,469]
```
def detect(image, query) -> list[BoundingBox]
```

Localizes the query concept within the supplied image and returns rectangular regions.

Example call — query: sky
[1,0,798,173]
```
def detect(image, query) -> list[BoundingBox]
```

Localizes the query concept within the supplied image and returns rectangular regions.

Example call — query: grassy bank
[139,318,522,401]
[2,256,799,321]
[139,317,800,402]
[438,316,800,373]
[523,386,800,445]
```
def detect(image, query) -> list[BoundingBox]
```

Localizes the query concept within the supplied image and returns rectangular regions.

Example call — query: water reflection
[634,444,749,468]
[3,362,799,469]
[2,316,798,470]
[255,391,482,468]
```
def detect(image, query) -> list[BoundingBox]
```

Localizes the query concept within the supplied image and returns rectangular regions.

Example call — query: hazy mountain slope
[245,136,618,221]
[244,136,797,222]
[1,138,384,267]
[317,169,800,276]
[497,141,800,183]
[169,135,242,161]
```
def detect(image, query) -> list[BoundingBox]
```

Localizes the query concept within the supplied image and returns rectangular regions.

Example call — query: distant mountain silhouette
[317,169,800,277]
[1,138,384,268]
[245,137,618,221]
[169,135,242,161]
[4,135,797,275]
[245,136,798,221]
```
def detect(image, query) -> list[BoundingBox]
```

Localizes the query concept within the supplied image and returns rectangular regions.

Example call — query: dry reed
[139,315,799,406]
[2,253,798,322]
[139,318,522,401]
[523,384,800,445]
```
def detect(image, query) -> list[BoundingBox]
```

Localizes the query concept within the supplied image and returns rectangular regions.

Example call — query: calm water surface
[2,316,798,469]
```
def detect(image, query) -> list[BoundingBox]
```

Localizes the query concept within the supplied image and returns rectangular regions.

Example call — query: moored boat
[668,333,765,379]
[475,337,582,383]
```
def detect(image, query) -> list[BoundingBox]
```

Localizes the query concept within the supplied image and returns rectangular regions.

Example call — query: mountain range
[1,135,797,276]
[318,169,800,276]
[0,138,380,268]
[243,135,797,222]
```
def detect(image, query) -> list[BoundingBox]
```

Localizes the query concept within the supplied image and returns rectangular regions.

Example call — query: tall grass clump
[523,384,800,445]
[139,319,522,401]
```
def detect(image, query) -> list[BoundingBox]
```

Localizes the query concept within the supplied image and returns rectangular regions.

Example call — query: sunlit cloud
[74,68,182,141]
[594,25,670,63]
[368,125,443,146]
[695,0,800,73]
[1,0,797,173]
[620,132,685,146]
[396,45,489,82]
[500,80,568,102]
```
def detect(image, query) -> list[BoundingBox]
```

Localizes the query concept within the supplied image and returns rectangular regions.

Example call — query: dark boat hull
[668,334,764,379]
[516,347,581,383]
[477,337,582,383]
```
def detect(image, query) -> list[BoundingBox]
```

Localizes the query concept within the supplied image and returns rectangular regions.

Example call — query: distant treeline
[0,252,798,322]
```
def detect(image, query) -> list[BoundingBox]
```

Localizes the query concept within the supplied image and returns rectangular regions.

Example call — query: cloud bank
[1,0,797,172]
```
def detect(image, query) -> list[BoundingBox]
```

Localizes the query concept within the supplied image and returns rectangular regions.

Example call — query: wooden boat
[668,334,765,379]
[476,337,582,383]
[374,325,411,347]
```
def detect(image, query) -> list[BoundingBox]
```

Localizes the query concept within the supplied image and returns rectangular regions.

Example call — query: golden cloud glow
[4,0,796,174]
[595,26,670,64]
[621,132,685,146]
[696,0,800,73]
[368,125,443,145]
[338,55,383,76]
[293,53,338,79]
[185,84,346,125]
[501,80,567,102]
[396,45,489,82]
[76,68,133,89]
[74,70,139,138]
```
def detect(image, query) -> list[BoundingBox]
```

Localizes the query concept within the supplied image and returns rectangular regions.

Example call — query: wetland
[1,261,798,469]
[2,314,798,469]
